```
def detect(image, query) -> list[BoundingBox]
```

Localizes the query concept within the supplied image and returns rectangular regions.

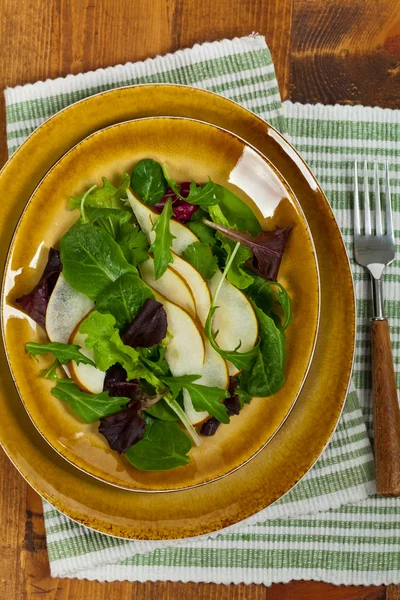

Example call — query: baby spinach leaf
[60,224,137,300]
[145,399,178,421]
[217,186,261,236]
[240,303,286,397]
[149,197,175,279]
[26,341,95,367]
[125,415,191,470]
[51,379,128,423]
[163,375,230,423]
[70,174,130,211]
[96,273,154,329]
[131,159,168,206]
[182,242,218,280]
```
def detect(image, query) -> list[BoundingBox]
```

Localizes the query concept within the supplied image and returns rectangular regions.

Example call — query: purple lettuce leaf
[203,220,292,281]
[16,248,62,329]
[200,377,241,437]
[120,298,167,348]
[103,364,140,401]
[153,182,198,223]
[98,399,146,453]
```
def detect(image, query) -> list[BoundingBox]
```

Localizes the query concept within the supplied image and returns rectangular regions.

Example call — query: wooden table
[1,0,399,598]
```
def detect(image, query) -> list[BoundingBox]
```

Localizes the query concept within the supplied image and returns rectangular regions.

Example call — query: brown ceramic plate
[3,116,319,491]
[0,85,354,539]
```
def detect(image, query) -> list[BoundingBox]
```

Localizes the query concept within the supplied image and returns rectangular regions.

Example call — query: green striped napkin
[5,35,400,586]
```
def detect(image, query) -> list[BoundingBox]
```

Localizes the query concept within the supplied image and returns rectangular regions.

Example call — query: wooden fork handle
[371,318,400,496]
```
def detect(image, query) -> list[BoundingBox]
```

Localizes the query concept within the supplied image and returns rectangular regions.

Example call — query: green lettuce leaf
[26,341,95,367]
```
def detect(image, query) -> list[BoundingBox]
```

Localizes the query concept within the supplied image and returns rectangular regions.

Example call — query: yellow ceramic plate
[3,116,319,491]
[0,85,354,539]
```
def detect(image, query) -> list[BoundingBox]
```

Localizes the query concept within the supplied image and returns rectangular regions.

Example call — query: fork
[354,160,400,496]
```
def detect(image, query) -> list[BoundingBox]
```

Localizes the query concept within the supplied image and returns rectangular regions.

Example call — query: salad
[17,158,292,472]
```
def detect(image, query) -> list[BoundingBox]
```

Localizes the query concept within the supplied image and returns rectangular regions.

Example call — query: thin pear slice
[126,189,199,253]
[46,273,94,344]
[152,291,205,375]
[208,270,258,376]
[183,339,229,426]
[169,252,211,327]
[139,257,196,317]
[69,329,106,394]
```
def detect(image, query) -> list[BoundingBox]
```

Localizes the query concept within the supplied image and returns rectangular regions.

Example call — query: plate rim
[2,113,320,492]
[0,83,355,539]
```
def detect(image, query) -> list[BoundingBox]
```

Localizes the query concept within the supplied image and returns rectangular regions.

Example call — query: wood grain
[0,0,399,597]
[372,319,400,495]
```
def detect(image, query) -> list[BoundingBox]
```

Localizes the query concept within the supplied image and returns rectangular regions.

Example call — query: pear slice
[183,339,229,426]
[139,257,196,317]
[69,328,106,394]
[46,273,94,344]
[152,291,205,375]
[208,270,258,376]
[127,189,199,253]
[169,252,211,327]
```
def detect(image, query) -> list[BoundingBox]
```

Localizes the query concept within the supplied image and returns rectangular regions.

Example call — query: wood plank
[291,0,400,108]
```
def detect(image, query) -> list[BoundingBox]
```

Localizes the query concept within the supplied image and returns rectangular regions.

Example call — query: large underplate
[0,85,354,539]
[3,116,318,491]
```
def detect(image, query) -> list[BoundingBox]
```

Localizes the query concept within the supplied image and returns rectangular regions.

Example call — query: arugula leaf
[78,311,164,391]
[26,341,95,367]
[240,303,286,397]
[96,273,154,329]
[163,375,230,423]
[51,378,128,423]
[70,174,130,211]
[185,180,221,206]
[182,242,218,280]
[217,186,261,235]
[149,197,175,279]
[236,386,252,408]
[204,243,259,371]
[81,207,132,230]
[60,224,137,300]
[144,399,178,421]
[41,360,61,380]
[125,415,191,470]
[131,159,168,206]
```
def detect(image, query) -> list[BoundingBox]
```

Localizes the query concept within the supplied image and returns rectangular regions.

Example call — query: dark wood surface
[1,0,399,598]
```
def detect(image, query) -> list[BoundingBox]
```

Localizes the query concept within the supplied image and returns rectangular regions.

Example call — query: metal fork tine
[374,162,382,236]
[354,160,361,236]
[364,160,371,234]
[385,161,394,239]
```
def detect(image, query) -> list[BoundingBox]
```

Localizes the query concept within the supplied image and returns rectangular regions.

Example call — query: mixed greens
[17,158,292,471]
